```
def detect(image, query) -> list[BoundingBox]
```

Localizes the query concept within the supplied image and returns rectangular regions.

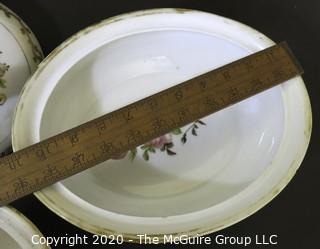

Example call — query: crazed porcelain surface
[0,206,49,249]
[0,3,43,153]
[12,9,311,240]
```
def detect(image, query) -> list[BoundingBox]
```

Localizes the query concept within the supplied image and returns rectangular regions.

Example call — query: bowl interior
[40,30,284,217]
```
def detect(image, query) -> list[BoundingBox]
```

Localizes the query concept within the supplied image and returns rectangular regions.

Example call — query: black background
[1,0,319,248]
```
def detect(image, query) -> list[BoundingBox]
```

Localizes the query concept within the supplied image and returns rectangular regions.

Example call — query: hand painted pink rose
[145,134,172,149]
[111,134,173,160]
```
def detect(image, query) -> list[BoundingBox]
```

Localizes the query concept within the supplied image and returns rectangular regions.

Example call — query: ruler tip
[278,41,304,75]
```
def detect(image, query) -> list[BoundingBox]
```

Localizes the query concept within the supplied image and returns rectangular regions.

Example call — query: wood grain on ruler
[0,42,303,206]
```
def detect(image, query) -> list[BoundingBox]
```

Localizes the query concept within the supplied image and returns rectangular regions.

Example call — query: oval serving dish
[12,9,311,241]
[0,206,49,249]
[0,3,43,154]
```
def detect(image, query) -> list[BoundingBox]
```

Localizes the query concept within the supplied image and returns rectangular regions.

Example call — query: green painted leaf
[166,149,177,155]
[141,145,149,150]
[181,134,187,144]
[143,150,149,161]
[197,120,206,125]
[148,147,156,153]
[129,148,137,162]
[192,128,197,136]
[166,142,174,149]
[171,128,182,135]
[0,79,6,88]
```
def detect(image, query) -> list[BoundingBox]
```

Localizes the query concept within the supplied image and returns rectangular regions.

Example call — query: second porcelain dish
[0,207,49,249]
[0,3,42,153]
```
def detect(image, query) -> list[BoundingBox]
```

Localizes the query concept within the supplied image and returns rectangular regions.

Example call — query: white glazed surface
[12,9,311,238]
[0,207,49,249]
[0,4,42,153]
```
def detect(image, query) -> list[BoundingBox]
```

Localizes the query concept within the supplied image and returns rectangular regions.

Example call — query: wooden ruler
[0,42,303,206]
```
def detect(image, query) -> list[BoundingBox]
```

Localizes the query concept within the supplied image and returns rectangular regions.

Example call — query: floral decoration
[112,120,206,161]
[0,51,9,105]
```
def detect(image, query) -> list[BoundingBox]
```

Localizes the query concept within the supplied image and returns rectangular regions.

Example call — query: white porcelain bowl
[0,3,42,153]
[12,9,311,240]
[0,207,49,249]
